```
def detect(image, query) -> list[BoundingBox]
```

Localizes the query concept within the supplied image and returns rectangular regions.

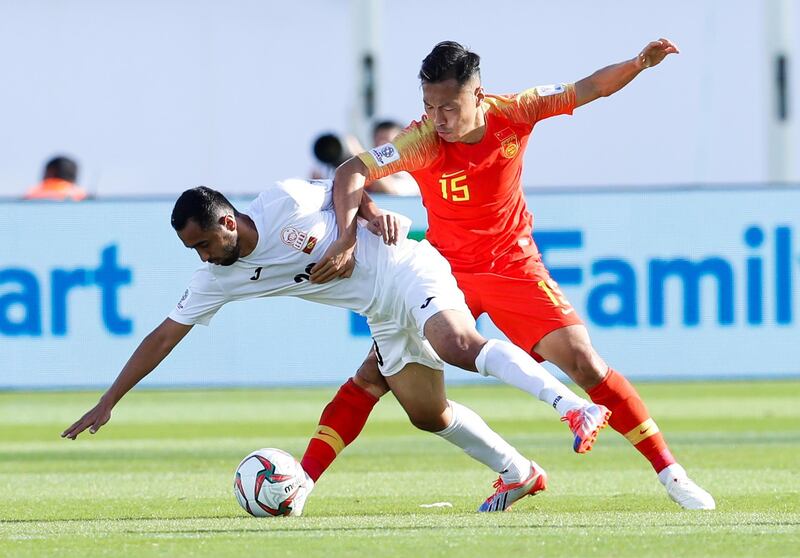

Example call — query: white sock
[475,339,586,417]
[435,400,531,484]
[658,463,687,485]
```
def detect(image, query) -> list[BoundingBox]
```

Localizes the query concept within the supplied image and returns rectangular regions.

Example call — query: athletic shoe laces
[560,409,587,432]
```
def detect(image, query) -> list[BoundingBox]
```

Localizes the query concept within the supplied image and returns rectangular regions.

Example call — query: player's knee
[408,411,449,433]
[568,347,607,390]
[352,351,389,398]
[431,332,484,371]
[353,368,389,399]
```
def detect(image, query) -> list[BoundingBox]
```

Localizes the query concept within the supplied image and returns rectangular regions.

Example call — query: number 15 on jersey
[439,174,470,202]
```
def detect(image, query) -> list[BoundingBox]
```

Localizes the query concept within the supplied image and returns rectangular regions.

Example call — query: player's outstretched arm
[61,318,193,440]
[574,38,679,108]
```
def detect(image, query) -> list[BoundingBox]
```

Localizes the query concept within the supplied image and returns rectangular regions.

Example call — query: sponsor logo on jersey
[302,236,318,255]
[495,128,519,159]
[281,226,309,251]
[420,296,436,309]
[176,288,190,310]
[369,143,401,167]
[535,83,565,97]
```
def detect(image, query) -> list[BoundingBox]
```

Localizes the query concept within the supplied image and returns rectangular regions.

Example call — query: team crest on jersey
[369,143,400,167]
[495,128,519,159]
[281,226,310,251]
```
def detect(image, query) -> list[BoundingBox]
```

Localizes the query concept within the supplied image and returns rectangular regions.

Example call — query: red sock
[300,378,379,482]
[587,368,675,473]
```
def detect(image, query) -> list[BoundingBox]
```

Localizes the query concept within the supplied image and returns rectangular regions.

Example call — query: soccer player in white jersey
[62,180,610,513]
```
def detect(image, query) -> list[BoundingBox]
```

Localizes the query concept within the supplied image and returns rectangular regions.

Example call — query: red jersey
[358,83,575,274]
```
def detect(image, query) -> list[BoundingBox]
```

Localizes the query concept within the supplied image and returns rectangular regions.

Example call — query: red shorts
[453,259,583,362]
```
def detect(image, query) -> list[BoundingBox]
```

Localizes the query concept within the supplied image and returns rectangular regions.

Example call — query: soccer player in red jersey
[304,39,715,510]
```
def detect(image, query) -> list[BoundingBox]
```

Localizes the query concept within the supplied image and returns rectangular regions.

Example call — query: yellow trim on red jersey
[357,118,440,181]
[484,83,576,124]
[356,83,575,183]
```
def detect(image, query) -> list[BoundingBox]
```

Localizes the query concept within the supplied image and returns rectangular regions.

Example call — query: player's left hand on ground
[637,38,679,69]
[367,212,400,245]
[61,400,112,440]
[310,235,356,283]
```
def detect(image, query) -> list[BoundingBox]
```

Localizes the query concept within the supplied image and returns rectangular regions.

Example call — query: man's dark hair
[418,41,481,85]
[312,133,348,167]
[171,186,236,231]
[43,156,78,182]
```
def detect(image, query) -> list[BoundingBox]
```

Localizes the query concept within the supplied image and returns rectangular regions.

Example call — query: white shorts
[367,239,474,377]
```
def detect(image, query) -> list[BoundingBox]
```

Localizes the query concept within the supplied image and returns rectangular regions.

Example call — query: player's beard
[216,237,241,266]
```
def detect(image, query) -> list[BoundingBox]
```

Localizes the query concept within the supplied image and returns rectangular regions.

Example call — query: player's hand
[637,38,679,69]
[367,212,400,245]
[61,399,112,440]
[310,235,356,283]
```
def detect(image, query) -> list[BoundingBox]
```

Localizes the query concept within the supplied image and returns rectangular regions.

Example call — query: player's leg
[421,309,610,453]
[391,240,609,452]
[423,308,587,416]
[299,347,389,483]
[385,361,546,512]
[534,325,715,509]
[471,266,714,509]
[534,325,677,466]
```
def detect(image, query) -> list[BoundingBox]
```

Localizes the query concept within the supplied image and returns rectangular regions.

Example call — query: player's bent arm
[358,190,381,221]
[359,189,399,245]
[574,38,679,108]
[308,157,371,283]
[61,318,192,439]
[333,156,370,239]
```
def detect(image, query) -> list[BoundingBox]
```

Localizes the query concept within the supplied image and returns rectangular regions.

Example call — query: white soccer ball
[233,448,310,517]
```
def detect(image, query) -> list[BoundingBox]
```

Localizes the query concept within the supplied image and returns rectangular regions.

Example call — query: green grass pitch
[1,380,798,557]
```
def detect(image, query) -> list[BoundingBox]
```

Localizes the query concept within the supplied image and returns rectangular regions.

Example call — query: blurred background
[2,0,797,195]
[1,0,798,389]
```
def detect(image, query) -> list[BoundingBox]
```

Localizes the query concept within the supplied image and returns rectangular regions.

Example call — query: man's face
[422,76,484,142]
[177,216,241,266]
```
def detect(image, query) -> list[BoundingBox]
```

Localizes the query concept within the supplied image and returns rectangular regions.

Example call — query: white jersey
[168,179,409,326]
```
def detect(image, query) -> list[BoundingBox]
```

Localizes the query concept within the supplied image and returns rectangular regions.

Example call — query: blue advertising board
[2,185,798,388]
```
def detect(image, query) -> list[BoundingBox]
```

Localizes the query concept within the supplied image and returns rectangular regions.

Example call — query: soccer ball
[233,448,310,517]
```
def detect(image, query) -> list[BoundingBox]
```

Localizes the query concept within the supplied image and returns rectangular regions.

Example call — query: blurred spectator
[310,133,353,180]
[350,120,420,196]
[310,123,420,196]
[372,120,403,148]
[23,155,87,201]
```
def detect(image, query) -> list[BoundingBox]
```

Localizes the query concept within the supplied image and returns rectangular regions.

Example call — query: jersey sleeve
[167,267,227,326]
[356,119,440,181]
[506,83,576,125]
